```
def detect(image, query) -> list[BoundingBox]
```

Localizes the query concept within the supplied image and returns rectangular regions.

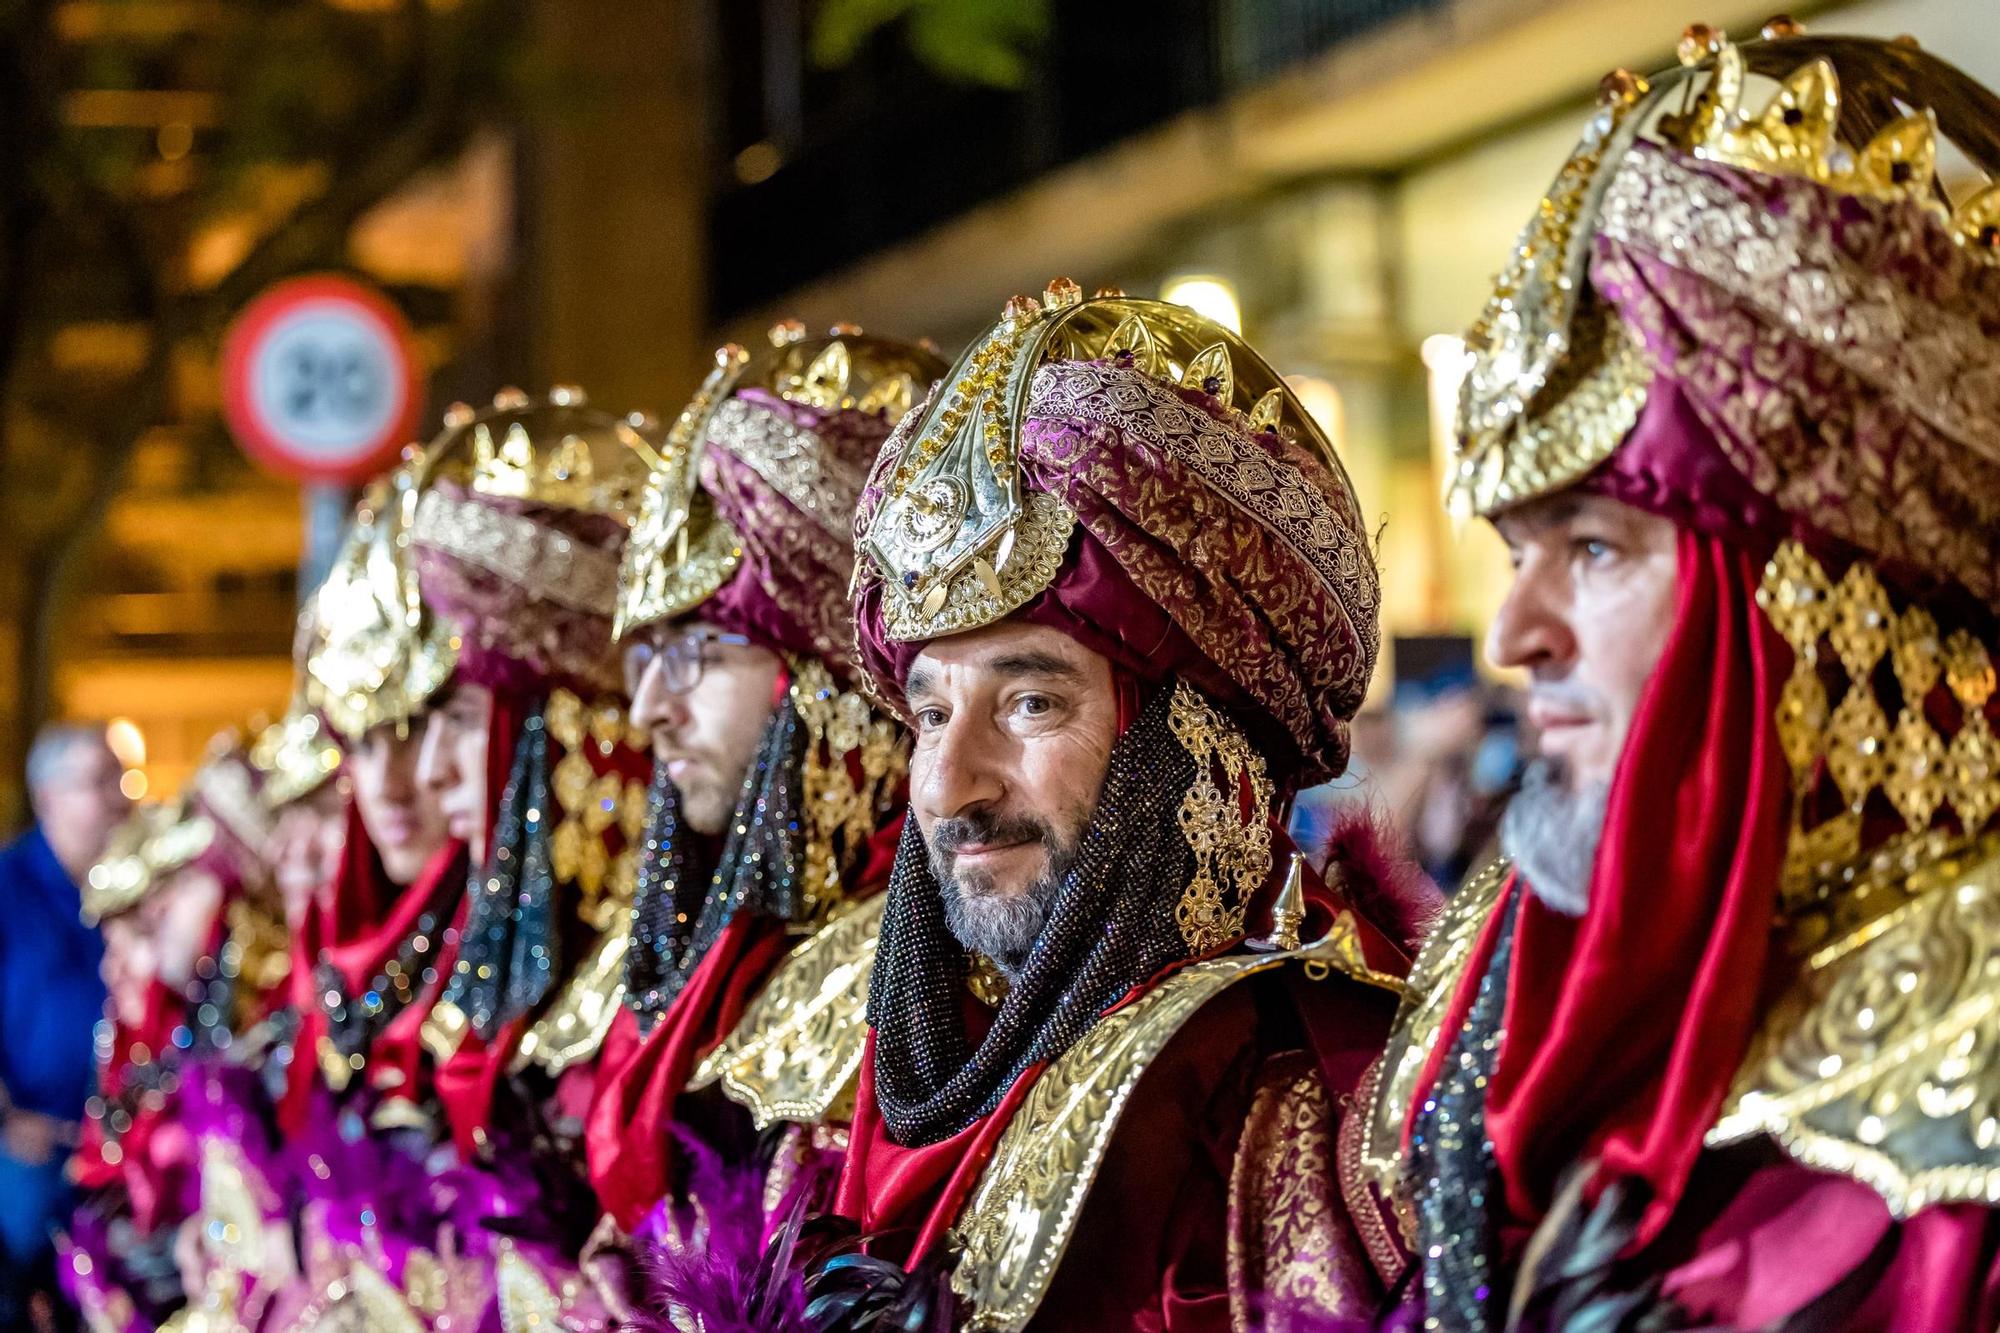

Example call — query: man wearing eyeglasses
[583,326,947,1246]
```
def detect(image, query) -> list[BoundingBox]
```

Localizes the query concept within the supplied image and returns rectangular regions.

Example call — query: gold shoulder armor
[510,919,630,1077]
[1709,834,2000,1216]
[688,891,887,1128]
[1355,858,1512,1206]
[950,912,1402,1333]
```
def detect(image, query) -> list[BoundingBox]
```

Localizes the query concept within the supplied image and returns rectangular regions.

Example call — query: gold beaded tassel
[1945,631,1999,834]
[1758,540,2000,911]
[1886,606,1948,833]
[545,688,643,928]
[1756,541,1841,905]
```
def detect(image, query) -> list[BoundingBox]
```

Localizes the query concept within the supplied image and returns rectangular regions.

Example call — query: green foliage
[809,0,1049,88]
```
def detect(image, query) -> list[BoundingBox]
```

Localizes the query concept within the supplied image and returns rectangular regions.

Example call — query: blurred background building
[7,0,1995,821]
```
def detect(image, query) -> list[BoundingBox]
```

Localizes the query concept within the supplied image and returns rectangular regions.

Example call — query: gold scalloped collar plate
[949,913,1404,1331]
[688,891,887,1129]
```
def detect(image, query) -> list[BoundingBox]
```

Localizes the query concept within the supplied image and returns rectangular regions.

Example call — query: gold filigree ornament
[1709,833,2000,1216]
[948,916,1403,1331]
[1356,858,1512,1207]
[789,657,909,925]
[304,466,458,744]
[1448,29,2000,521]
[1168,682,1275,954]
[1756,541,2000,919]
[863,286,1344,644]
[615,328,947,640]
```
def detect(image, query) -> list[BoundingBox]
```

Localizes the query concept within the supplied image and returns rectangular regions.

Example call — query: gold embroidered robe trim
[949,914,1404,1332]
[510,919,630,1076]
[1708,834,2000,1216]
[688,891,886,1129]
[1354,858,1512,1210]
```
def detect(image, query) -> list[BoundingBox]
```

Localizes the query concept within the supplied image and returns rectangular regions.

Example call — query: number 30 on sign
[221,274,421,484]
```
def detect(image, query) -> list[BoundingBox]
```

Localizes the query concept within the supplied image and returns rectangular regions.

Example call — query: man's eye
[914,707,948,731]
[1574,537,1615,563]
[1016,695,1052,717]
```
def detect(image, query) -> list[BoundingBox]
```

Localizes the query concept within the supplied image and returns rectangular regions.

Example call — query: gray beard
[929,828,1075,979]
[1498,759,1609,918]
[939,876,1059,979]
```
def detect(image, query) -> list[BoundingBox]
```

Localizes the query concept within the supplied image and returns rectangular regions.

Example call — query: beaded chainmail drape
[1410,900,1519,1333]
[869,683,1209,1148]
[622,660,906,1032]
[623,698,805,1032]
[439,708,561,1039]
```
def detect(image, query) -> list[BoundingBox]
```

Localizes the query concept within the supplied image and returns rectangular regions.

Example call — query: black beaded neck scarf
[440,705,561,1040]
[869,682,1208,1148]
[622,695,809,1033]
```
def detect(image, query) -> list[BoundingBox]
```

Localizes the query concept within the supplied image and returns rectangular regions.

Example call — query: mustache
[926,811,1058,885]
[1526,677,1606,714]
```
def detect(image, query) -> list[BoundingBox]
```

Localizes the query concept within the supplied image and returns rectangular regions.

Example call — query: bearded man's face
[904,623,1119,976]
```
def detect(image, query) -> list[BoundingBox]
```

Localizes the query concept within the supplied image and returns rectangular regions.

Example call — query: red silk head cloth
[615,333,948,678]
[1412,529,1790,1251]
[852,294,1380,788]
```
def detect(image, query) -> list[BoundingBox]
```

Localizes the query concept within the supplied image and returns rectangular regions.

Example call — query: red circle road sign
[220,275,421,484]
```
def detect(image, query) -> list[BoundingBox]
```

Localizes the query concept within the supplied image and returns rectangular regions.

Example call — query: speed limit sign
[221,275,421,484]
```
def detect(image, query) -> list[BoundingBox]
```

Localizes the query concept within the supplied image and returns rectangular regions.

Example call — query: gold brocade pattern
[1169,683,1275,954]
[948,918,1404,1332]
[705,396,872,542]
[1355,859,1512,1207]
[866,293,1351,647]
[413,489,624,617]
[690,892,886,1129]
[1227,1054,1352,1329]
[1708,835,2000,1216]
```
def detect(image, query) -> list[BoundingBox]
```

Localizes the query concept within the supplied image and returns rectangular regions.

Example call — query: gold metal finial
[442,402,475,429]
[769,319,807,346]
[1599,68,1647,107]
[1042,276,1082,311]
[492,386,531,410]
[1092,284,1126,298]
[548,384,586,407]
[1248,853,1307,953]
[1760,14,1804,40]
[1679,22,1724,67]
[1001,294,1041,324]
[829,321,864,337]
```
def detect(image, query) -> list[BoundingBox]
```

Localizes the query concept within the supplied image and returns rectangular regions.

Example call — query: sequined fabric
[623,698,805,1031]
[868,683,1201,1146]
[1411,902,1518,1333]
[439,710,559,1039]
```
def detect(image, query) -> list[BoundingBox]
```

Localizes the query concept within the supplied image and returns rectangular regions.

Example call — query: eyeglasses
[625,630,753,697]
